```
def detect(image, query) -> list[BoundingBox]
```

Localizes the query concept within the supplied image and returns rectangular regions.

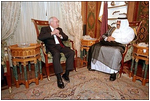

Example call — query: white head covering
[111,15,135,44]
[118,18,129,32]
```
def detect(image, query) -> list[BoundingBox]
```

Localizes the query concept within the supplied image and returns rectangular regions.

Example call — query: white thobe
[91,20,134,74]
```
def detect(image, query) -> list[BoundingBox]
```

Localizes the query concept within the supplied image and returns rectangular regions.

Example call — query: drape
[4,2,66,46]
[61,2,83,56]
[100,1,108,40]
[1,2,21,67]
[3,2,83,56]
[2,2,83,67]
[2,2,21,42]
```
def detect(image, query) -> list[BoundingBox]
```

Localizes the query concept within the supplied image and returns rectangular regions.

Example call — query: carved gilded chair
[119,21,142,77]
[31,19,77,80]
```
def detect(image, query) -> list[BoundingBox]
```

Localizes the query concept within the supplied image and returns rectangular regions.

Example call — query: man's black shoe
[62,74,70,82]
[109,73,116,81]
[57,79,65,89]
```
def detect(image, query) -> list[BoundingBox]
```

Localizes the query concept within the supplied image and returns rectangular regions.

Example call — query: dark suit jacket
[38,26,68,52]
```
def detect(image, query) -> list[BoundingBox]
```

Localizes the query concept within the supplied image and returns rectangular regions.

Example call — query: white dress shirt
[50,26,60,44]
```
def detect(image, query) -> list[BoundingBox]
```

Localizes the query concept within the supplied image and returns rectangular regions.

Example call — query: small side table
[9,43,42,88]
[80,39,99,65]
[129,44,149,86]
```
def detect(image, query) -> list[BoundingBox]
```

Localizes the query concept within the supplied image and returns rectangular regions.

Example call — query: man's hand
[56,33,62,38]
[51,29,60,35]
[107,36,115,42]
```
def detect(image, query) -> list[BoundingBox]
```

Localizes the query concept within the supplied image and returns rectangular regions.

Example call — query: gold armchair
[31,19,77,80]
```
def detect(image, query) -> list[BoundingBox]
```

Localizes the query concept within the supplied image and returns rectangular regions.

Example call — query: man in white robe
[88,17,135,81]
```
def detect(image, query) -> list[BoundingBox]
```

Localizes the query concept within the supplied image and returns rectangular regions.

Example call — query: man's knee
[114,49,121,56]
[66,50,75,57]
[71,50,75,56]
[53,52,61,58]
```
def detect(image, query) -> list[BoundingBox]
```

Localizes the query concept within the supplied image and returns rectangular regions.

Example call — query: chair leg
[6,75,12,93]
[119,60,124,77]
[74,58,77,72]
[6,61,12,93]
[46,65,50,81]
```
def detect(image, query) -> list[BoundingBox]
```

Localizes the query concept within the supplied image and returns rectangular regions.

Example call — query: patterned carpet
[1,67,149,100]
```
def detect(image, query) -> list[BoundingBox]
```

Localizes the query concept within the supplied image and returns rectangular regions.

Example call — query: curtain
[61,2,83,56]
[5,2,64,46]
[2,1,83,63]
[100,1,108,40]
[1,2,21,68]
[2,2,21,42]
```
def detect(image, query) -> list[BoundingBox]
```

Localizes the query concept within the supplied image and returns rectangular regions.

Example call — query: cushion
[124,26,138,62]
[37,25,48,33]
[38,40,71,63]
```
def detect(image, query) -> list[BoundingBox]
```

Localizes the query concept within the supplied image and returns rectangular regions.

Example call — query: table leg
[34,62,39,85]
[142,61,148,86]
[23,65,27,80]
[35,62,38,78]
[80,49,83,66]
[142,62,145,77]
[129,57,134,77]
[39,60,43,80]
[13,63,19,88]
[23,64,29,88]
[19,63,22,74]
[28,61,31,71]
[132,59,138,82]
[80,49,83,60]
[86,50,89,62]
[142,62,146,71]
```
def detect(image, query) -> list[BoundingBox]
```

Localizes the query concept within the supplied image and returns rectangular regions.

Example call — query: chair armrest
[122,42,134,59]
[69,39,77,58]
[40,43,47,55]
[122,44,129,57]
[37,40,47,55]
[37,40,49,64]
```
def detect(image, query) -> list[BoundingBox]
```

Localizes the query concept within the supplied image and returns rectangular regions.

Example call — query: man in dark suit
[38,17,75,89]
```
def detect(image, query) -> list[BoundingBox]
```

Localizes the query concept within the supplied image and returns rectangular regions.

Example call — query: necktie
[57,36,64,48]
